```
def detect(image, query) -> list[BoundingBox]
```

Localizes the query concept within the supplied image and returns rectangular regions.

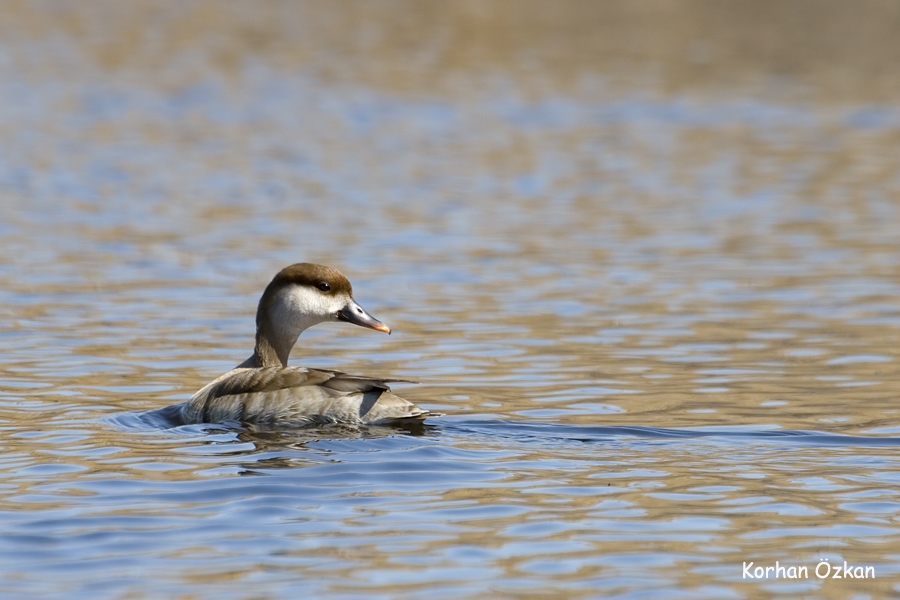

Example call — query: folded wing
[181,366,428,426]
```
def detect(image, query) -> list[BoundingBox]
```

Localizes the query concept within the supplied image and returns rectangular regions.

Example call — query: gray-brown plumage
[178,263,434,427]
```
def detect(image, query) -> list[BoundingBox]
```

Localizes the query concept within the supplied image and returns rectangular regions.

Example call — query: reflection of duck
[177,263,435,427]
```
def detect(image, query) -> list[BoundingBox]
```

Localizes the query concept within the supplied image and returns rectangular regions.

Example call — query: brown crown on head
[268,263,354,297]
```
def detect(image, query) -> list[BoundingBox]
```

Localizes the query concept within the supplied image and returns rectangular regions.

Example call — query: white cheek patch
[270,286,348,336]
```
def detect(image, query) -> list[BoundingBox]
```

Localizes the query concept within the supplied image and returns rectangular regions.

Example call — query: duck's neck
[238,336,283,369]
[238,284,330,369]
[238,316,303,369]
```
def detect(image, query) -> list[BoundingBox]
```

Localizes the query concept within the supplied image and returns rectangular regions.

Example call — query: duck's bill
[338,301,391,334]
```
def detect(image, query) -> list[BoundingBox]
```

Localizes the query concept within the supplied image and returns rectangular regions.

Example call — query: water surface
[2,3,900,598]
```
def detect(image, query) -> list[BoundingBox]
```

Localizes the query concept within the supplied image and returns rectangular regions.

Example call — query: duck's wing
[181,366,429,426]
[310,367,417,392]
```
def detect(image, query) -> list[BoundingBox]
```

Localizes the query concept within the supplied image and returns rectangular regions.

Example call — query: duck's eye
[316,282,331,292]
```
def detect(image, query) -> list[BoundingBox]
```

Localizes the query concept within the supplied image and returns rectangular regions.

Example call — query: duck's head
[254,263,391,366]
[262,262,390,333]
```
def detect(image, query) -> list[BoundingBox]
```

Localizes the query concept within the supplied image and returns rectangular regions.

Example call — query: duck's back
[180,366,428,427]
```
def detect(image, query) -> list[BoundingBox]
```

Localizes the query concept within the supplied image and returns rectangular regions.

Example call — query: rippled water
[3,3,900,598]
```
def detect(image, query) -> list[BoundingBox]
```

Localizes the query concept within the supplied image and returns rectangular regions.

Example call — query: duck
[178,263,434,427]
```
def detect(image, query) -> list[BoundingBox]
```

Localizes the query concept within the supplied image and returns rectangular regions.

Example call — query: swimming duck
[179,263,433,427]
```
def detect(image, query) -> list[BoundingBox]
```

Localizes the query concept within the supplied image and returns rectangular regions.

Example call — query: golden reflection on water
[2,1,900,597]
[4,0,900,102]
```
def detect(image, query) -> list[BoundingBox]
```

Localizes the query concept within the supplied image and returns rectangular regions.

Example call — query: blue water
[3,4,900,598]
